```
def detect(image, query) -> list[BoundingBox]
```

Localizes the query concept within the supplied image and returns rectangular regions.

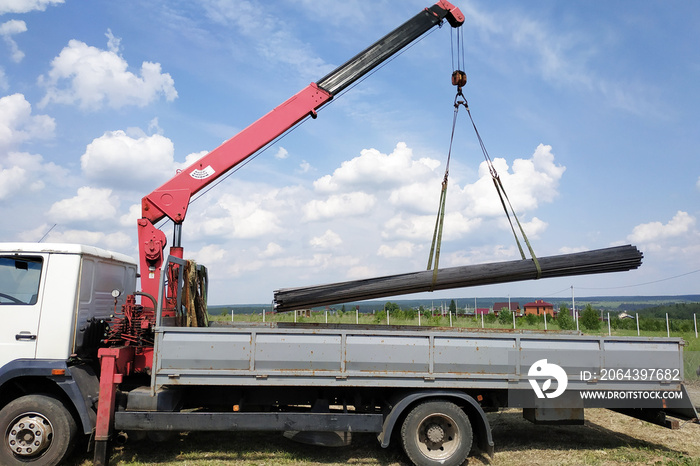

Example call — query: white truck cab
[0,243,137,369]
[0,243,137,465]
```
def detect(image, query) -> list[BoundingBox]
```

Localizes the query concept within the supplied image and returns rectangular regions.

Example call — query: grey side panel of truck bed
[151,323,686,393]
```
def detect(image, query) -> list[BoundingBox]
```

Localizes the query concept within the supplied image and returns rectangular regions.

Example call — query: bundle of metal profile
[273,245,642,312]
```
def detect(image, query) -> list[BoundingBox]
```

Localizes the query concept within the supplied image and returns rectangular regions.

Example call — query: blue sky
[1,0,698,305]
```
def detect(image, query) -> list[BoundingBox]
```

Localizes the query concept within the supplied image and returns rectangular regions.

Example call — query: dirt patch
[478,407,700,466]
[685,379,700,409]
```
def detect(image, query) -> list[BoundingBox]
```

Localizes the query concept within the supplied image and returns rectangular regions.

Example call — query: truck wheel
[0,394,77,466]
[400,400,472,466]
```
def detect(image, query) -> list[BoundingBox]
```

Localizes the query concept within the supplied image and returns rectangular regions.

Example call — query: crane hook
[451,70,467,108]
[451,70,467,89]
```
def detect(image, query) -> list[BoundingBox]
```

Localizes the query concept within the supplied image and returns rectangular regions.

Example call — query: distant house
[524,300,554,317]
[494,302,520,315]
[476,308,490,315]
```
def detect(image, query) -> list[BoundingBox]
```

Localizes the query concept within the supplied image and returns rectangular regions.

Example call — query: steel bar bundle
[273,245,642,312]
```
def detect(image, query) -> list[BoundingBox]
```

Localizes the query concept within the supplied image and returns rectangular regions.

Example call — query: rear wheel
[0,394,77,465]
[401,400,472,466]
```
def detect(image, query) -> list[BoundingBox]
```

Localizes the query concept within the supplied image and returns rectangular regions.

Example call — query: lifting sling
[427,69,542,284]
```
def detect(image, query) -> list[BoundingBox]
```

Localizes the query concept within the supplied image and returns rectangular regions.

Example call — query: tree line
[376,301,699,333]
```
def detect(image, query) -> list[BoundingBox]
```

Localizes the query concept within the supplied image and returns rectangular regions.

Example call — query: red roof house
[523,300,554,317]
[493,302,520,313]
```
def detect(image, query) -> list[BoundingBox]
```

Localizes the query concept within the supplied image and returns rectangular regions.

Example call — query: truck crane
[1,3,697,466]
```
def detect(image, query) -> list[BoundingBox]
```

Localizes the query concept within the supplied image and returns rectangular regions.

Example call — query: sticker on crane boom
[190,165,215,180]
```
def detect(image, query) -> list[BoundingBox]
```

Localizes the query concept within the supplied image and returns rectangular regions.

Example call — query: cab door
[0,254,46,368]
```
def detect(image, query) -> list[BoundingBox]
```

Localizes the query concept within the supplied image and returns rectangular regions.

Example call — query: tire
[0,394,78,466]
[400,400,472,466]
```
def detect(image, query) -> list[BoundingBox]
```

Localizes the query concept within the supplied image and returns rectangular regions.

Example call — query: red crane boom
[137,1,465,303]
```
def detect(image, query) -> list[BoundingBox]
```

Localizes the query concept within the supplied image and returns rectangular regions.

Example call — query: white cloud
[190,244,227,265]
[345,265,376,280]
[382,214,433,241]
[148,117,163,135]
[260,242,283,258]
[0,20,21,34]
[518,216,548,239]
[627,211,695,244]
[78,127,204,194]
[38,35,177,110]
[268,143,565,254]
[60,137,565,300]
[0,151,65,200]
[0,163,24,199]
[303,191,376,221]
[196,192,283,239]
[42,136,561,294]
[42,229,131,250]
[298,160,311,173]
[119,203,141,228]
[0,19,26,62]
[105,28,120,53]
[313,142,440,193]
[377,240,418,259]
[388,180,441,214]
[57,229,112,245]
[225,250,360,279]
[310,229,342,249]
[274,147,288,159]
[47,186,119,222]
[19,223,131,250]
[176,141,564,294]
[365,143,562,258]
[81,130,175,188]
[267,253,359,274]
[104,231,132,250]
[442,244,519,268]
[177,150,209,171]
[232,207,281,238]
[383,212,481,242]
[455,144,565,217]
[0,93,55,152]
[0,0,63,14]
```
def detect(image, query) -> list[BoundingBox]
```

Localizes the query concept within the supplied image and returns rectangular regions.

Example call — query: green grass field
[210,309,700,341]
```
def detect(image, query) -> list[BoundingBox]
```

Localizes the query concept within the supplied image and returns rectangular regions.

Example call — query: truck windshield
[0,256,42,305]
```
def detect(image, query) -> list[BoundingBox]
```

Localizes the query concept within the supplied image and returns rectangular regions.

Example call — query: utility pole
[572,285,578,331]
